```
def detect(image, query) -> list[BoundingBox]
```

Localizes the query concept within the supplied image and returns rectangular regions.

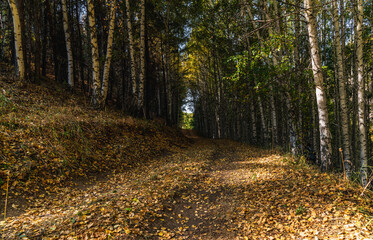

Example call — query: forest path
[1,138,373,239]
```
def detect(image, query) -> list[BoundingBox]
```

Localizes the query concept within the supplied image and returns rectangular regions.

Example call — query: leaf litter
[2,138,373,239]
[0,78,373,239]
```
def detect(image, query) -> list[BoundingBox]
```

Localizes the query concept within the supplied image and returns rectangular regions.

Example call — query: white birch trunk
[138,0,146,115]
[332,0,352,178]
[125,0,137,101]
[62,0,73,88]
[356,0,367,186]
[8,0,25,81]
[304,0,332,171]
[88,0,101,107]
[101,0,116,104]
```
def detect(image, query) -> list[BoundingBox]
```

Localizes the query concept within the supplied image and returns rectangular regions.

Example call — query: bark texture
[88,0,101,107]
[332,0,352,178]
[355,0,367,185]
[8,0,25,81]
[304,0,332,171]
[101,0,116,104]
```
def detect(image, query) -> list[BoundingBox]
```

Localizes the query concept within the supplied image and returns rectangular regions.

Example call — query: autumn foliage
[1,76,373,239]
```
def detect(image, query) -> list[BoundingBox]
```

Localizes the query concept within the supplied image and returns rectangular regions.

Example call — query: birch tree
[87,0,101,107]
[101,0,116,104]
[304,0,332,171]
[62,0,74,88]
[8,0,25,81]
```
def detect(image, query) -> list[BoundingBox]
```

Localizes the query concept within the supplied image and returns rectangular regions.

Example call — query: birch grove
[3,0,373,185]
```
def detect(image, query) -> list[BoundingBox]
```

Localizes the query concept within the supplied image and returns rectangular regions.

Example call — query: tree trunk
[125,0,137,104]
[263,0,278,147]
[250,97,257,144]
[33,0,41,80]
[87,0,101,107]
[311,80,320,163]
[304,0,332,171]
[8,0,25,81]
[138,0,146,116]
[101,0,116,104]
[332,0,352,178]
[62,0,74,88]
[355,0,367,186]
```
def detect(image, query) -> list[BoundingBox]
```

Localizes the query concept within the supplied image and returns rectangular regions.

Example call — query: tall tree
[62,0,74,88]
[125,0,137,104]
[138,0,146,116]
[332,0,352,178]
[304,0,332,171]
[87,0,101,107]
[355,0,367,185]
[101,0,116,104]
[8,0,25,81]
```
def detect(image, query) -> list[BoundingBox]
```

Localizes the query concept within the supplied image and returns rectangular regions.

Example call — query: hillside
[0,76,189,218]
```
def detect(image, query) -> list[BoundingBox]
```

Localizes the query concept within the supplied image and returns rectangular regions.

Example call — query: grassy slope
[0,75,189,199]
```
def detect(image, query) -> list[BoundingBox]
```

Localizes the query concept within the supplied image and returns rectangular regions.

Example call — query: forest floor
[2,137,373,239]
[1,75,373,239]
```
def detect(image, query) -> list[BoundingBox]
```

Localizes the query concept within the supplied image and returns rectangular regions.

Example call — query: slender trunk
[355,0,367,186]
[250,96,257,144]
[62,0,74,88]
[138,0,146,116]
[87,0,101,107]
[333,0,352,178]
[255,80,267,144]
[295,0,303,154]
[263,0,278,147]
[75,3,85,89]
[41,0,47,76]
[164,8,172,124]
[125,0,137,102]
[33,0,41,80]
[8,0,25,81]
[101,0,116,104]
[269,85,277,146]
[311,80,320,163]
[304,0,332,171]
[287,97,297,156]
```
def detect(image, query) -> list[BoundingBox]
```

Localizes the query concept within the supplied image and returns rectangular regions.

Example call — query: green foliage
[181,112,194,129]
